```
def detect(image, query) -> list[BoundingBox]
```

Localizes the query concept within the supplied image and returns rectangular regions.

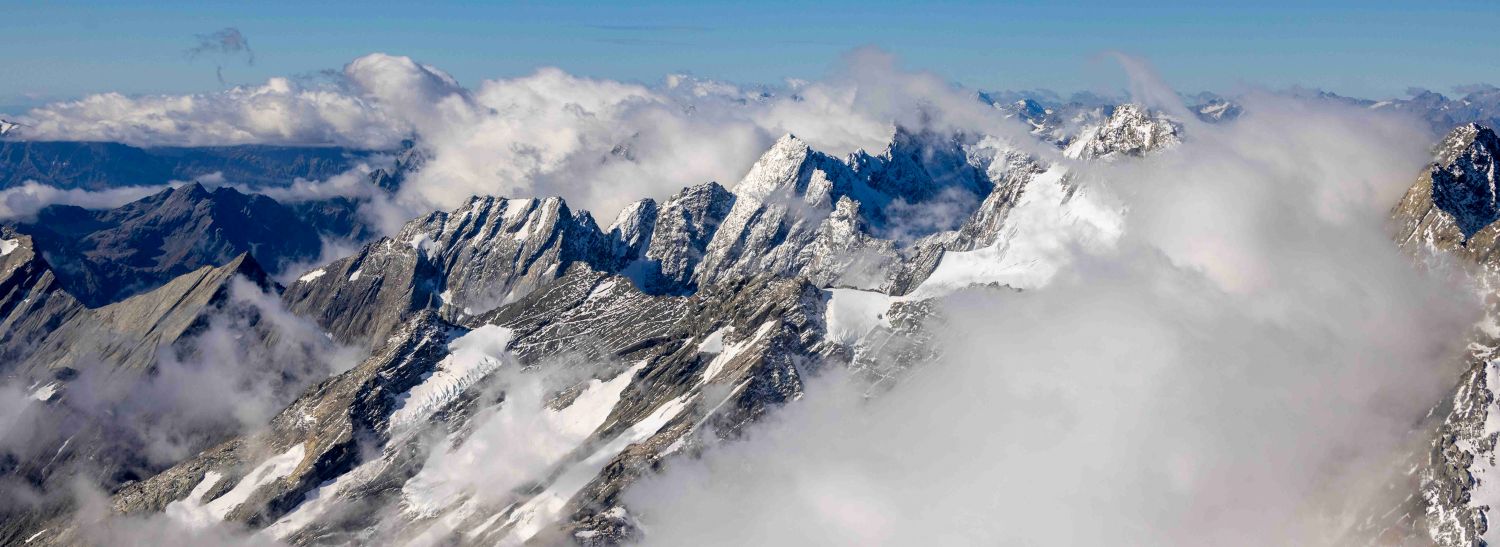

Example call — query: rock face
[1430,124,1500,240]
[849,127,993,239]
[13,266,831,546]
[16,183,331,306]
[283,196,617,347]
[284,130,1018,349]
[0,229,85,369]
[1395,123,1500,264]
[633,182,735,292]
[693,131,997,291]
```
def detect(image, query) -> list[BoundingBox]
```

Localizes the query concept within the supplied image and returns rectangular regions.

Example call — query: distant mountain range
[0,140,370,191]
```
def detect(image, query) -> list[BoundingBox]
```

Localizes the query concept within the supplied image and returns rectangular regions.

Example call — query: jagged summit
[1063,103,1183,160]
[852,127,991,207]
[1430,123,1500,239]
[283,194,616,346]
[1394,123,1500,261]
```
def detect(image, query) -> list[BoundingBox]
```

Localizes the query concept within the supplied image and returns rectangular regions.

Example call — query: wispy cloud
[186,27,255,86]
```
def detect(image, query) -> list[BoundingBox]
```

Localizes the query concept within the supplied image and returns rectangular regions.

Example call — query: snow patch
[166,444,306,528]
[1471,360,1500,545]
[263,459,379,539]
[348,269,362,282]
[696,327,731,354]
[399,362,644,518]
[389,325,514,430]
[297,269,326,283]
[29,383,56,402]
[825,288,894,346]
[0,238,18,256]
[553,362,645,439]
[503,198,534,222]
[700,321,776,383]
[587,279,618,300]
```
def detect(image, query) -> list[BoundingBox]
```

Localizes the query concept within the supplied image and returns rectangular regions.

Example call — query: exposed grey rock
[283,195,616,347]
[37,261,832,545]
[848,127,993,241]
[694,134,898,290]
[1395,124,1500,263]
[0,229,85,370]
[1431,124,1500,240]
[637,182,735,293]
[2,251,274,375]
[0,248,340,545]
[608,198,658,264]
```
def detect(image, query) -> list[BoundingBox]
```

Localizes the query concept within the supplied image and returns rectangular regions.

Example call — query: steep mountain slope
[282,195,617,347]
[0,250,274,537]
[14,265,834,546]
[0,229,86,368]
[1388,122,1500,546]
[608,181,736,294]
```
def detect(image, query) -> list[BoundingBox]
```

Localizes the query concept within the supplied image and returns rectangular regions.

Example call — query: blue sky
[2,0,1498,110]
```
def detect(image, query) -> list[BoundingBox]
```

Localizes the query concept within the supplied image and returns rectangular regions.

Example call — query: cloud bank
[624,93,1476,546]
[10,48,1034,225]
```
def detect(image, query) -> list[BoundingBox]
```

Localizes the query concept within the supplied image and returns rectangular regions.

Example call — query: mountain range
[1,92,1499,546]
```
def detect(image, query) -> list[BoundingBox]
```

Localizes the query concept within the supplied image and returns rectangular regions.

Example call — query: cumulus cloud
[15,74,411,148]
[624,92,1476,545]
[15,47,1036,224]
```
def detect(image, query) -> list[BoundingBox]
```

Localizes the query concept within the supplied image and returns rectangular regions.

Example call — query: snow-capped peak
[1063,103,1182,160]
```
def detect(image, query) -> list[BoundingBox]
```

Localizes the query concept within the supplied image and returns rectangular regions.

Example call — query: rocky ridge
[9,106,1192,546]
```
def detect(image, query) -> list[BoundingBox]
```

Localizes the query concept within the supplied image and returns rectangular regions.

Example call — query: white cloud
[13,48,1036,224]
[0,180,182,221]
[15,77,407,148]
